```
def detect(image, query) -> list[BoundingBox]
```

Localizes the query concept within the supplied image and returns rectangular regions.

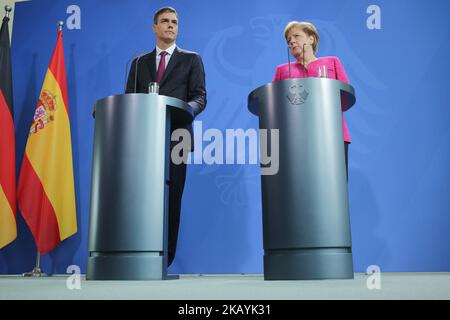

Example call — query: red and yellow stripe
[18,31,77,255]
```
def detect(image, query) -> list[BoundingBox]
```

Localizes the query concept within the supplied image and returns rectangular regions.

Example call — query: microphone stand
[287,46,292,79]
[302,43,307,77]
[134,54,144,93]
[124,51,137,92]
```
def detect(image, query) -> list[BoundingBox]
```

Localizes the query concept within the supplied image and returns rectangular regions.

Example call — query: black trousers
[167,121,192,266]
[167,159,187,266]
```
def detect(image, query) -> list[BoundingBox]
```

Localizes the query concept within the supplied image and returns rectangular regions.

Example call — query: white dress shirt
[156,43,176,71]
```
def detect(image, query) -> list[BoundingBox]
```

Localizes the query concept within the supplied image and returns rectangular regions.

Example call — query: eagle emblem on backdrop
[29,90,57,135]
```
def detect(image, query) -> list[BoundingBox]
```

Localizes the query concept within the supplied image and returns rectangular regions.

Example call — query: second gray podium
[248,78,356,280]
[86,93,193,280]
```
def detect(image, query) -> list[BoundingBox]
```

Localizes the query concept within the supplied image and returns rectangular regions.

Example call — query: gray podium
[248,78,356,280]
[86,93,193,280]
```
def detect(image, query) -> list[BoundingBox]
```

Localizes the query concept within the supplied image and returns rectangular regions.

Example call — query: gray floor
[0,273,449,300]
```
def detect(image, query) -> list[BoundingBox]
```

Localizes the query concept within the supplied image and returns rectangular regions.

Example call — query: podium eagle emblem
[287,84,309,105]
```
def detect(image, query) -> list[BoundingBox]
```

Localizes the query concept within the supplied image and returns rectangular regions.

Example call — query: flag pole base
[23,251,50,277]
[23,267,50,277]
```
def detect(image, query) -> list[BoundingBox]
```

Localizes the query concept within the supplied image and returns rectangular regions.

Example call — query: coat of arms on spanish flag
[18,27,77,255]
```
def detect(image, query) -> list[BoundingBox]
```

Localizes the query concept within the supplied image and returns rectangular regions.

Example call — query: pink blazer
[273,56,351,143]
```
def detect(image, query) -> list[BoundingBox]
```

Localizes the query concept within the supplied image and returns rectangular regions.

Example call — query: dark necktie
[157,51,167,83]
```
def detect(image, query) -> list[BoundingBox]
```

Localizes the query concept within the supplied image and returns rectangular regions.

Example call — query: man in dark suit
[126,7,206,266]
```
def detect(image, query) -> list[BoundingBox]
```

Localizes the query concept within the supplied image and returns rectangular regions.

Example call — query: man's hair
[153,6,178,24]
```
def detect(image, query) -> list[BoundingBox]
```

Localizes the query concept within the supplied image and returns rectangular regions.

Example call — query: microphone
[287,43,308,77]
[124,51,137,92]
[133,52,147,93]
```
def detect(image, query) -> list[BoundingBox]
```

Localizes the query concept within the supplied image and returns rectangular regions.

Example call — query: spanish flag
[0,14,16,249]
[18,27,77,255]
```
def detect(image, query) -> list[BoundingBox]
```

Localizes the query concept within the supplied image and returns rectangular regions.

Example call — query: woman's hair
[284,21,319,54]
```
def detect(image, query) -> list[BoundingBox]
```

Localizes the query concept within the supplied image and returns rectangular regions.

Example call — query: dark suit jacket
[126,47,206,149]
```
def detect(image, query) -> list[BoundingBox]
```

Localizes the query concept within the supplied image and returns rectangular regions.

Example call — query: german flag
[18,27,77,255]
[0,14,17,249]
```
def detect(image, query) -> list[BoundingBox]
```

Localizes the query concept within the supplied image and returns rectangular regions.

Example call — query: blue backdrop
[1,0,449,274]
